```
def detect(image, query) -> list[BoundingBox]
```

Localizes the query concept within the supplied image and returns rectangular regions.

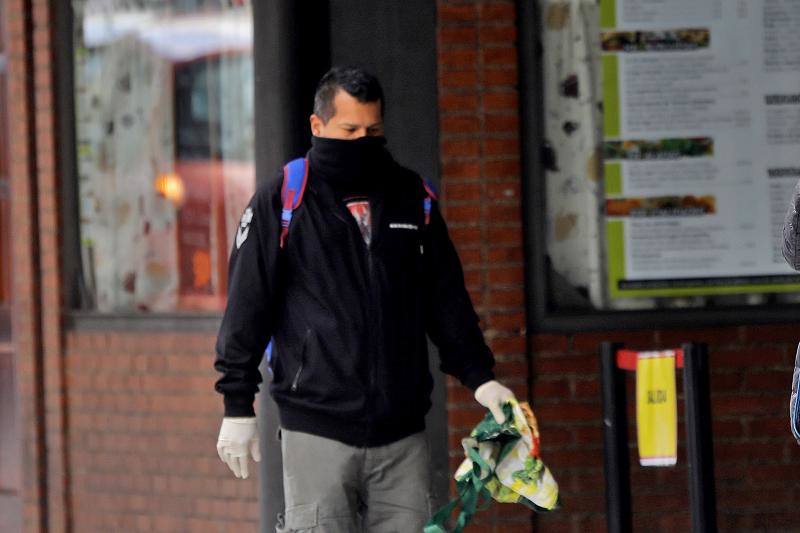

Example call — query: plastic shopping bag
[790,343,800,444]
[424,399,559,533]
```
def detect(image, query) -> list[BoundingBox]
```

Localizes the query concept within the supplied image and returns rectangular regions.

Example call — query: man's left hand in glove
[474,380,517,424]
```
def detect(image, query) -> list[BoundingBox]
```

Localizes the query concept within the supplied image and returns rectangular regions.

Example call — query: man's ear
[310,114,323,137]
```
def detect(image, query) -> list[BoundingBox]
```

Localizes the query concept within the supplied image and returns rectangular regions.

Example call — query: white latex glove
[216,417,261,479]
[474,380,516,424]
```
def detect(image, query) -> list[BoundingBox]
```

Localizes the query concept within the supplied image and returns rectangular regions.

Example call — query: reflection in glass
[73,0,255,312]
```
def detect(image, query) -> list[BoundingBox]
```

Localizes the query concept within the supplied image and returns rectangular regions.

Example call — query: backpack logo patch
[236,207,254,249]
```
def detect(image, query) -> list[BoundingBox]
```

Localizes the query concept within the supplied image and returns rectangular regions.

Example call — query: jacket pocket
[291,328,311,393]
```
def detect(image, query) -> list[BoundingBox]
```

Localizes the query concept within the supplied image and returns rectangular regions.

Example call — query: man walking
[214,66,515,532]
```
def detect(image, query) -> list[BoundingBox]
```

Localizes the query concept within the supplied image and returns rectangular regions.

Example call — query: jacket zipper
[290,362,304,392]
[291,328,311,392]
[332,197,380,443]
[364,244,379,441]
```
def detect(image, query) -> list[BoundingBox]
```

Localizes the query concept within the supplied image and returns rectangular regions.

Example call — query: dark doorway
[326,0,446,513]
[255,1,443,531]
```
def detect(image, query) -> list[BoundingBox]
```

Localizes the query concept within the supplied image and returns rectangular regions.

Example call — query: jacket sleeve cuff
[224,394,256,417]
[462,369,495,391]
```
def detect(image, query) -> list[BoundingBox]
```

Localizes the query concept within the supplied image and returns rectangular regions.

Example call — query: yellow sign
[636,350,678,467]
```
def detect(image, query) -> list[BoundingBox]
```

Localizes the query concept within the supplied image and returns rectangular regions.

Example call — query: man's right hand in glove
[216,417,261,479]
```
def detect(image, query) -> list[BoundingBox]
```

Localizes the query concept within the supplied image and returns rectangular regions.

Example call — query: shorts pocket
[282,502,318,532]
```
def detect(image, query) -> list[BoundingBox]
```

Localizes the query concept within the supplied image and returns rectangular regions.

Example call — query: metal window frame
[54,1,278,331]
[517,0,800,334]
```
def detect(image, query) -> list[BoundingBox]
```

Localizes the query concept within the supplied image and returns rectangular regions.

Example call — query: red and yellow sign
[635,350,678,467]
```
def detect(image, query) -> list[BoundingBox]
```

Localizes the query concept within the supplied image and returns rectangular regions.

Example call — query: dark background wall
[327,0,449,513]
[328,0,440,182]
[254,1,446,530]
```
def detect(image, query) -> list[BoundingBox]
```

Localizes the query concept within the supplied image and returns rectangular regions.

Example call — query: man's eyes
[340,126,382,135]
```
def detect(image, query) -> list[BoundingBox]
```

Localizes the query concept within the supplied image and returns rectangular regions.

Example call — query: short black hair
[313,66,384,124]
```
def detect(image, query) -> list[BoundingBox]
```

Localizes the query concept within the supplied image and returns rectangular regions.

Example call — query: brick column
[437,2,531,531]
[7,1,68,531]
[7,1,46,531]
[31,0,70,531]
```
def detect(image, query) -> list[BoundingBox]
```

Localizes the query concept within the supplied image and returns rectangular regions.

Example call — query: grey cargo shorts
[277,429,432,533]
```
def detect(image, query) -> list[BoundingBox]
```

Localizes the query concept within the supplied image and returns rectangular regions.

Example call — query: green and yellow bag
[425,399,559,533]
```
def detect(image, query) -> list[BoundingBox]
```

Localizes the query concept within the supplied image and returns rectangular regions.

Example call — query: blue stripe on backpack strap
[422,177,436,225]
[280,158,308,246]
[281,207,293,225]
[284,158,308,208]
[422,177,439,200]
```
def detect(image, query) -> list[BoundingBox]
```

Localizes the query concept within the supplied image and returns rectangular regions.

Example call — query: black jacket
[214,136,495,446]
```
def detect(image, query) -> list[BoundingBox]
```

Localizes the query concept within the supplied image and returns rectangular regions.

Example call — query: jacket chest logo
[345,198,372,246]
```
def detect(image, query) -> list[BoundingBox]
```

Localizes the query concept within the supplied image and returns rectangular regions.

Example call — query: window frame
[55,1,291,330]
[517,1,800,333]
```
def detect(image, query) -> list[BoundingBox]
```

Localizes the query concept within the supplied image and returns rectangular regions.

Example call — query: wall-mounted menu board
[601,0,800,298]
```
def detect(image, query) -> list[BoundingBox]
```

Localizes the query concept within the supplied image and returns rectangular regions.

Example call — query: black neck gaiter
[308,136,393,195]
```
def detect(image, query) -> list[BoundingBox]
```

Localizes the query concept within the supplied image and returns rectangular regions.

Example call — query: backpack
[265,157,438,364]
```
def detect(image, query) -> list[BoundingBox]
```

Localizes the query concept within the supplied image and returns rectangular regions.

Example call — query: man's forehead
[337,119,384,128]
[333,90,381,113]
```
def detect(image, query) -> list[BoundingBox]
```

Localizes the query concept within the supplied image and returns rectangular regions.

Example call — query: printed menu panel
[601,0,800,298]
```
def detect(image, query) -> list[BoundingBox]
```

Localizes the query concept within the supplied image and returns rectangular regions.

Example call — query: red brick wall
[9,2,259,531]
[532,327,800,533]
[437,1,532,531]
[30,0,71,530]
[7,0,71,530]
[436,2,800,533]
[64,330,260,532]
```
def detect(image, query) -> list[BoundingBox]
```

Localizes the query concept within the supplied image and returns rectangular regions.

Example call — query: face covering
[308,135,393,193]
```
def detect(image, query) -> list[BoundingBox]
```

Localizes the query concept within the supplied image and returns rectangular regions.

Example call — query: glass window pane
[541,0,800,314]
[72,0,255,312]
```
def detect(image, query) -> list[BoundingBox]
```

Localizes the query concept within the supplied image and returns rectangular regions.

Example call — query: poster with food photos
[600,0,800,298]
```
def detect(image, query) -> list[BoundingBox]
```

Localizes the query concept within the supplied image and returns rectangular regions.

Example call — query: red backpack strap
[421,177,438,225]
[280,157,309,248]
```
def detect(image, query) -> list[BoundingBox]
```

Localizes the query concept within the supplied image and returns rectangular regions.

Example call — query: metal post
[255,0,330,528]
[682,343,718,533]
[600,342,632,533]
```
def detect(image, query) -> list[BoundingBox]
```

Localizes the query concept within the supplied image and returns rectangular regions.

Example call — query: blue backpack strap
[280,157,309,248]
[268,158,308,368]
[421,177,438,226]
[265,340,274,373]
